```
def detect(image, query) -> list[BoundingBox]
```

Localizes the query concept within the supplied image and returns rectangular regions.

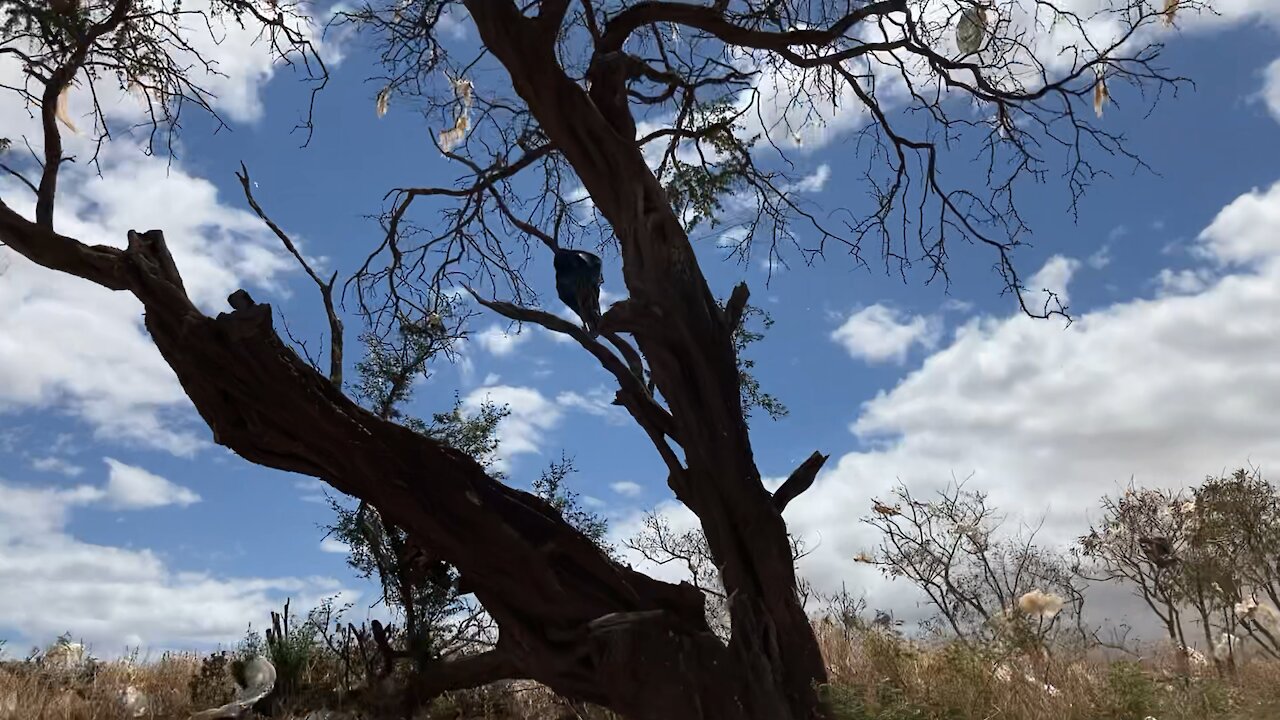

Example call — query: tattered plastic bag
[438,74,474,152]
[955,3,988,56]
[1093,64,1110,119]
[188,655,276,719]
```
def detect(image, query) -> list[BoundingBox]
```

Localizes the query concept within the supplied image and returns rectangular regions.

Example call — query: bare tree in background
[858,480,1089,657]
[0,0,1206,716]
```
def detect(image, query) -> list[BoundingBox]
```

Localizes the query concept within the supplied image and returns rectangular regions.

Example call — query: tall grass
[2,622,1277,719]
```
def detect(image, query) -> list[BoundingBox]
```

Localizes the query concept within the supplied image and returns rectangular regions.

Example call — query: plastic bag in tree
[1093,66,1110,119]
[438,75,474,152]
[55,83,78,135]
[375,86,391,118]
[956,4,988,56]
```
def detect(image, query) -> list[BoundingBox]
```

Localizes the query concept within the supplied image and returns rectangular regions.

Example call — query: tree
[1079,471,1280,675]
[859,480,1088,658]
[1186,468,1280,662]
[0,0,1202,717]
[1079,483,1198,672]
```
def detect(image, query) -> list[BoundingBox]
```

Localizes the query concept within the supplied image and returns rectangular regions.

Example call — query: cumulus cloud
[720,0,1280,159]
[462,385,564,471]
[830,304,943,365]
[610,481,643,498]
[1191,181,1280,266]
[778,178,1280,623]
[1026,255,1082,306]
[30,456,85,477]
[319,537,351,554]
[1261,58,1280,124]
[1087,245,1113,270]
[784,164,833,193]
[474,323,532,357]
[0,473,353,653]
[556,387,629,425]
[1154,267,1215,297]
[624,178,1280,636]
[101,458,201,509]
[295,479,329,504]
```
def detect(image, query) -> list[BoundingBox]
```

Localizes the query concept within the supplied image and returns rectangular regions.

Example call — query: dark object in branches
[553,247,605,337]
[1138,535,1179,569]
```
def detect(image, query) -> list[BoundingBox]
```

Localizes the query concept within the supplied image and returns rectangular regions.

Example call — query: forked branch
[236,162,345,388]
[465,288,683,468]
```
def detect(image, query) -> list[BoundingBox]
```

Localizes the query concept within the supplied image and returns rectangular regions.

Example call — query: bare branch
[466,287,683,468]
[236,162,345,388]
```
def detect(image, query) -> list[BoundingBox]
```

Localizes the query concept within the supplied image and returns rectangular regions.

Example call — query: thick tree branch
[599,0,906,54]
[772,451,828,514]
[409,647,524,701]
[0,197,130,290]
[723,282,750,333]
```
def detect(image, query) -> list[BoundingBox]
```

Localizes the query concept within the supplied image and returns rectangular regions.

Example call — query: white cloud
[830,304,942,365]
[1154,267,1214,297]
[30,456,85,477]
[714,226,751,249]
[0,7,322,455]
[940,298,975,313]
[1191,181,1280,266]
[0,474,352,653]
[474,323,531,357]
[785,164,833,193]
[610,500,702,583]
[776,178,1280,626]
[101,458,201,509]
[610,481,643,498]
[319,537,351,554]
[623,177,1280,636]
[1026,255,1082,306]
[556,387,628,425]
[1261,58,1280,124]
[1087,245,1113,270]
[722,0,1280,157]
[294,479,330,504]
[462,385,563,471]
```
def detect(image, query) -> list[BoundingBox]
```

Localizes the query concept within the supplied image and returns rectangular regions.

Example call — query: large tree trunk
[464,3,829,718]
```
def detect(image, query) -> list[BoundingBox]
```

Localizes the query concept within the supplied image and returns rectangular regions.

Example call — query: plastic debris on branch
[438,74,474,152]
[955,3,988,56]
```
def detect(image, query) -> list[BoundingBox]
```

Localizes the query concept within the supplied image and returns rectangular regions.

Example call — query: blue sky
[3,1,1280,657]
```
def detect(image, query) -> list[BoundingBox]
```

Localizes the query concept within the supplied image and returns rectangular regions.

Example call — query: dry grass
[814,621,1280,720]
[2,625,1277,719]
